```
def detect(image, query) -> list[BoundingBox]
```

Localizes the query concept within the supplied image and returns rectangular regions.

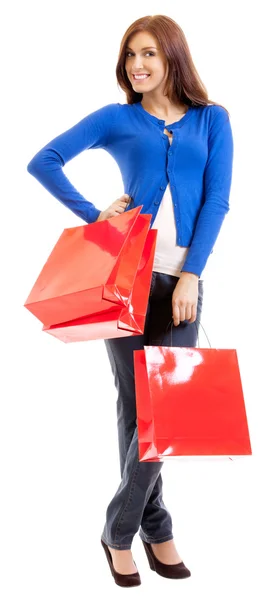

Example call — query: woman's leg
[139,274,204,543]
[101,294,171,549]
[101,271,171,550]
[101,273,203,550]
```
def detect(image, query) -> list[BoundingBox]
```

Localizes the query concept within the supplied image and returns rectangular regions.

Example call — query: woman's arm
[27,103,119,223]
[172,106,234,324]
[181,105,234,277]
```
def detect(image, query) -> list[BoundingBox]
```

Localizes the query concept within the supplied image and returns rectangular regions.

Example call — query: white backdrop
[1,1,274,599]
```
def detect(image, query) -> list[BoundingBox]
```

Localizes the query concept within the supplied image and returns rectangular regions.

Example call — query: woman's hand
[172,272,199,325]
[96,194,131,222]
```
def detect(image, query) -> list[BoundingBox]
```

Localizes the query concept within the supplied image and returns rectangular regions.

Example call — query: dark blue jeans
[101,272,204,549]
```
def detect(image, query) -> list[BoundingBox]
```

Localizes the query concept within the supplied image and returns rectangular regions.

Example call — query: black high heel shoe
[142,540,191,579]
[101,539,141,587]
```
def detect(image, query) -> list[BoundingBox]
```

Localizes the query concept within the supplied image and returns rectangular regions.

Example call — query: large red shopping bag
[24,206,157,340]
[134,345,252,461]
[42,225,157,342]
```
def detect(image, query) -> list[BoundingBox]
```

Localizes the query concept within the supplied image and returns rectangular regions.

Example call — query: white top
[151,182,189,277]
[151,134,206,279]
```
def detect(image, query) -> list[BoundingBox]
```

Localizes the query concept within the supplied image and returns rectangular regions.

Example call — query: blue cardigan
[27,101,234,277]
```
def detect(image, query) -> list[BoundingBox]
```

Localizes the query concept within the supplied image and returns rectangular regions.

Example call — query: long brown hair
[116,15,229,115]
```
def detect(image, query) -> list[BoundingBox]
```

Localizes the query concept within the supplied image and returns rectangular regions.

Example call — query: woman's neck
[141,97,188,120]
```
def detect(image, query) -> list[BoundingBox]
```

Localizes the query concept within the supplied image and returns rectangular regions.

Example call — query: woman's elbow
[27,153,42,176]
[27,147,63,177]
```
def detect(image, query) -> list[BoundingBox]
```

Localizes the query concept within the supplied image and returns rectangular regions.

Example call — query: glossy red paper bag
[134,346,252,461]
[24,206,153,332]
[42,227,157,342]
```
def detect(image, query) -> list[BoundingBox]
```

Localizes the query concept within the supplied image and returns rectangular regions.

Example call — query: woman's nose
[132,56,144,69]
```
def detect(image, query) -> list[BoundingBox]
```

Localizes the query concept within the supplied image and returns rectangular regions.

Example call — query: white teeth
[133,74,149,80]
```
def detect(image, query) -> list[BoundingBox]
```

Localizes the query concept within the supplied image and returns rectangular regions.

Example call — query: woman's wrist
[180,271,199,280]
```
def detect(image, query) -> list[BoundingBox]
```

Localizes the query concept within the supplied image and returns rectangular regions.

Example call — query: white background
[1,1,274,598]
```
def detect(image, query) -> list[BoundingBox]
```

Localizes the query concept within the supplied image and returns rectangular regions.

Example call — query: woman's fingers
[172,304,181,326]
[185,304,192,321]
[112,197,131,212]
[117,194,131,206]
[173,302,197,326]
[113,204,126,213]
[97,194,132,221]
[172,273,199,326]
[188,305,197,324]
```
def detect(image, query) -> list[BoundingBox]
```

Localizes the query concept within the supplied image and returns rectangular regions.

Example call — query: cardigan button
[154,201,160,206]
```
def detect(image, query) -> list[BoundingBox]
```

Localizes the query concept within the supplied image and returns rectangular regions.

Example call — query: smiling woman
[26,12,234,589]
[116,14,228,112]
[124,33,169,100]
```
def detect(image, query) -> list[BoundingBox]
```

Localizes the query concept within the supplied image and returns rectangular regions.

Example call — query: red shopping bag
[134,343,252,461]
[24,206,157,341]
[42,225,156,342]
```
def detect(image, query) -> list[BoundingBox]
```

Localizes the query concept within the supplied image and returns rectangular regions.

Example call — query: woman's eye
[126,52,154,57]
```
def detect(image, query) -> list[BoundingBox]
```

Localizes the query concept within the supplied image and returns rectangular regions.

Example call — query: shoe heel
[143,542,155,571]
[142,540,191,580]
[101,539,141,587]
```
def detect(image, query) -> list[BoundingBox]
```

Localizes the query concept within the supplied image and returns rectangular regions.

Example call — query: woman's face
[125,31,168,97]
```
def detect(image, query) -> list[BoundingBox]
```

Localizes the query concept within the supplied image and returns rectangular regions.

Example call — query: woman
[27,14,234,588]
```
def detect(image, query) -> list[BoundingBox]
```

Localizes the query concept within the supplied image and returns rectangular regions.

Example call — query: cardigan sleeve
[181,105,234,277]
[27,103,119,223]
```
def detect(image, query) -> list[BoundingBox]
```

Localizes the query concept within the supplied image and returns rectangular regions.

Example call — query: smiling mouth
[132,74,150,80]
